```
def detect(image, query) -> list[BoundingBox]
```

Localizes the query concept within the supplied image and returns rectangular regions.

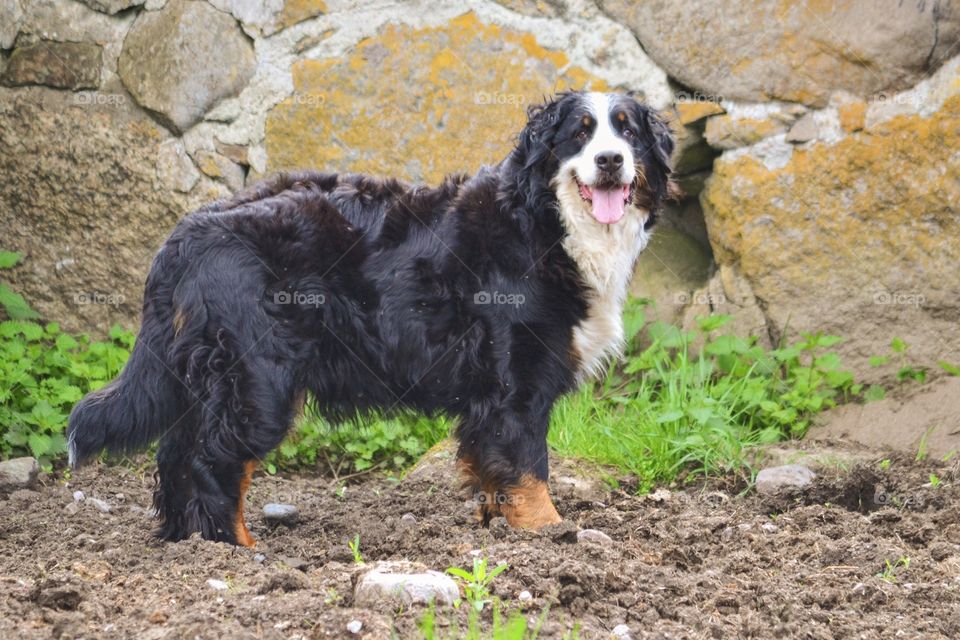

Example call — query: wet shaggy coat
[67,92,675,544]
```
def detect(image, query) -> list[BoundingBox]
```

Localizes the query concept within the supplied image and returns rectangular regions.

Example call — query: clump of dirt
[1,449,959,639]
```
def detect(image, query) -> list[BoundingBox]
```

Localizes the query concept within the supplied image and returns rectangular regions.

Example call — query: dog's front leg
[455,407,562,529]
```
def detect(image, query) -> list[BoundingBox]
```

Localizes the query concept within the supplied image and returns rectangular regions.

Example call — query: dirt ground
[2,443,959,639]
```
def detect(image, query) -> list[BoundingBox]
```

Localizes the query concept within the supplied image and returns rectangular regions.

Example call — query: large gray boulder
[118,0,256,133]
[599,0,960,106]
[0,457,39,492]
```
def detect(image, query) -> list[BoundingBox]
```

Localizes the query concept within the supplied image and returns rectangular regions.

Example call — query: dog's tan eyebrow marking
[616,112,627,122]
[581,115,593,127]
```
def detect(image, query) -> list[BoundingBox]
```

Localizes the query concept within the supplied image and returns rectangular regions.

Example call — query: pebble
[73,490,86,502]
[206,579,229,591]
[612,624,632,639]
[755,464,816,495]
[0,457,39,491]
[254,553,266,564]
[518,590,533,602]
[577,529,613,545]
[263,503,299,525]
[354,561,459,608]
[64,502,80,516]
[346,620,363,634]
[399,513,417,528]
[87,498,112,513]
[761,522,779,534]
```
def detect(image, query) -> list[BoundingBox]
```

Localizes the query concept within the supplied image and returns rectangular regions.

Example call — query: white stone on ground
[353,561,459,608]
[577,529,613,545]
[755,464,816,495]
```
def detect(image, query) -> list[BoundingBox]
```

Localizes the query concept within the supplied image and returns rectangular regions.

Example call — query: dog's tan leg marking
[235,461,257,548]
[499,475,562,529]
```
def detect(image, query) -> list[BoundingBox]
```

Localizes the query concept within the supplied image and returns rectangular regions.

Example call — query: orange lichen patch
[277,0,327,32]
[675,101,725,126]
[499,476,562,529]
[702,93,960,310]
[235,461,257,548]
[265,12,610,184]
[838,101,866,132]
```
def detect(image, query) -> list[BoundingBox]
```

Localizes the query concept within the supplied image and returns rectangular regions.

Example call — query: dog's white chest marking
[555,179,650,379]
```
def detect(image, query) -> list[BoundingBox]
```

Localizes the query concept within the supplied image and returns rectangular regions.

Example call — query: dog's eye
[576,130,589,142]
[622,128,635,139]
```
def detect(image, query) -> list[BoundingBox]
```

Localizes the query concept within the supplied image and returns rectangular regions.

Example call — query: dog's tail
[67,244,187,467]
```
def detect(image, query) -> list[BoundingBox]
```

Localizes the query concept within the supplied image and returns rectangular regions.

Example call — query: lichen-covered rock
[118,0,256,133]
[599,0,960,107]
[209,0,327,36]
[0,87,226,334]
[2,41,102,89]
[629,226,712,325]
[265,13,615,184]
[701,57,960,380]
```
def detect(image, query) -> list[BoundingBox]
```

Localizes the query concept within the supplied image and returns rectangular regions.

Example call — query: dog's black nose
[595,152,623,171]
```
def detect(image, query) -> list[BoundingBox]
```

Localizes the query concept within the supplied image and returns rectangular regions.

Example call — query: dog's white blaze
[563,93,636,188]
[553,92,650,380]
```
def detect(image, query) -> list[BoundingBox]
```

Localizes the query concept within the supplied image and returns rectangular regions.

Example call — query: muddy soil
[1,447,959,639]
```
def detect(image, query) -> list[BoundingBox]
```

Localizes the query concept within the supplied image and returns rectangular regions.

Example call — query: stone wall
[1,0,958,383]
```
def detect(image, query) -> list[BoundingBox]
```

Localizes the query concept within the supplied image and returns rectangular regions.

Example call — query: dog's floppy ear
[516,93,571,173]
[641,108,678,207]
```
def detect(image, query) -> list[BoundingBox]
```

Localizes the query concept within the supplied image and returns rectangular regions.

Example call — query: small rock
[761,522,779,534]
[354,561,459,608]
[786,113,818,143]
[2,41,102,90]
[647,488,671,503]
[518,590,533,602]
[253,553,266,564]
[73,490,86,502]
[577,529,613,545]
[755,464,816,495]
[64,502,81,516]
[87,498,112,513]
[206,579,229,591]
[263,503,299,525]
[346,620,363,634]
[612,624,632,639]
[399,513,417,528]
[720,526,735,542]
[0,457,39,491]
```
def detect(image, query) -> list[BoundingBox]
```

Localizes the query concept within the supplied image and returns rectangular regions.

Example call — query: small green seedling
[929,474,941,488]
[877,556,910,583]
[348,534,364,565]
[878,459,891,471]
[446,557,509,612]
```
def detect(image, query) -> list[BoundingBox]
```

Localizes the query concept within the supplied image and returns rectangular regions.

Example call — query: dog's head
[510,92,675,227]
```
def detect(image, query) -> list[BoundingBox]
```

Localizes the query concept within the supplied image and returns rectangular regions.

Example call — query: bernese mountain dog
[67,91,675,546]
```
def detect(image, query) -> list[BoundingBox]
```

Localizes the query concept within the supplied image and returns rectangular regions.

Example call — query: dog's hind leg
[181,351,299,546]
[457,408,562,530]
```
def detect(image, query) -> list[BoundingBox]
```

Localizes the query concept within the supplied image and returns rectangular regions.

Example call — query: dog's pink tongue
[591,188,626,224]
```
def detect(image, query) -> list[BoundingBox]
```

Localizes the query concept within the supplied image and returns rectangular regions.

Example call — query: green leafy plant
[549,302,859,490]
[928,473,941,488]
[871,337,927,384]
[877,556,910,583]
[348,533,364,565]
[0,252,134,465]
[447,557,509,613]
